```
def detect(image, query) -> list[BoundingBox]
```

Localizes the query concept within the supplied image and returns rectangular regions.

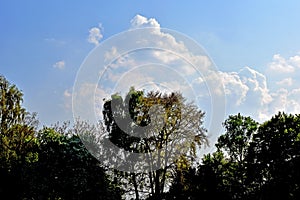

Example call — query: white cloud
[206,53,300,123]
[268,54,295,73]
[86,15,300,126]
[53,60,65,70]
[194,66,275,122]
[130,14,160,29]
[239,67,272,105]
[286,88,300,114]
[255,86,300,122]
[290,54,300,68]
[276,78,293,87]
[88,24,103,46]
[219,71,249,106]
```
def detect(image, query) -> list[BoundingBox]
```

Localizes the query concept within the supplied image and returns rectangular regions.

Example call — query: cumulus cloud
[289,54,300,68]
[268,54,295,73]
[88,15,300,125]
[53,60,65,70]
[213,57,300,122]
[88,24,103,46]
[130,14,160,29]
[239,67,272,105]
[219,71,249,106]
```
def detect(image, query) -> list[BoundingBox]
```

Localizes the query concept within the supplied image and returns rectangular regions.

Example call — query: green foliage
[102,88,207,199]
[216,113,258,162]
[0,76,26,132]
[0,75,122,200]
[168,113,300,200]
[246,112,300,199]
[26,127,122,200]
[0,75,39,199]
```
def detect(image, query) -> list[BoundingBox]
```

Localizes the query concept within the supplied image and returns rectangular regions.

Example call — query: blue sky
[1,0,300,145]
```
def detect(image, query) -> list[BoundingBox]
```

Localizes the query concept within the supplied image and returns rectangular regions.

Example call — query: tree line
[0,75,299,199]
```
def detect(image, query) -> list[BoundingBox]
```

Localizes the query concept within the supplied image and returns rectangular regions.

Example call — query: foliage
[25,127,122,200]
[0,75,39,199]
[168,113,300,200]
[0,75,122,199]
[102,87,207,199]
[246,112,300,199]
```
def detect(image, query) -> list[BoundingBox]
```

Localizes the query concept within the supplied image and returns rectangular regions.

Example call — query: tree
[1,75,123,199]
[168,112,300,200]
[246,112,300,200]
[102,88,207,199]
[168,114,259,200]
[216,113,258,198]
[167,151,232,200]
[0,75,39,199]
[216,113,258,163]
[26,126,122,200]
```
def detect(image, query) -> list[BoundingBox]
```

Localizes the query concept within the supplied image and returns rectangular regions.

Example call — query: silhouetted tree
[102,88,207,199]
[247,112,300,200]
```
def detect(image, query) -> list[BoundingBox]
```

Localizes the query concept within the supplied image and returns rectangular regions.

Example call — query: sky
[1,0,300,148]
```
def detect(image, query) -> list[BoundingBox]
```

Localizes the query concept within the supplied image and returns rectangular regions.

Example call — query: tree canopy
[101,88,207,199]
[168,112,300,200]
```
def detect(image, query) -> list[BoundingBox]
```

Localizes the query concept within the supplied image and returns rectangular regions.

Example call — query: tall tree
[102,88,207,199]
[216,113,258,198]
[216,113,258,163]
[0,75,39,199]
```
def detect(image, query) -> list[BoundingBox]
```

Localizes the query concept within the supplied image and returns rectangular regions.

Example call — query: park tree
[168,114,259,200]
[0,75,39,198]
[167,151,232,200]
[166,112,300,200]
[102,88,207,199]
[216,113,258,198]
[26,126,122,200]
[246,112,300,199]
[1,75,123,199]
[216,113,258,163]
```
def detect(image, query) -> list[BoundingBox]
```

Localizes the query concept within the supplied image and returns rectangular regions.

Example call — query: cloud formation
[88,24,103,46]
[84,14,300,128]
[268,54,296,73]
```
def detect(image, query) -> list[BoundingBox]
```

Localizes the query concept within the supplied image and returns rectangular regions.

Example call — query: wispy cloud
[276,78,293,87]
[44,38,66,46]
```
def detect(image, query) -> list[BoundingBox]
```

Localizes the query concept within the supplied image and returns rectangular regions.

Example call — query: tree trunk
[154,170,161,196]
[132,173,139,200]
